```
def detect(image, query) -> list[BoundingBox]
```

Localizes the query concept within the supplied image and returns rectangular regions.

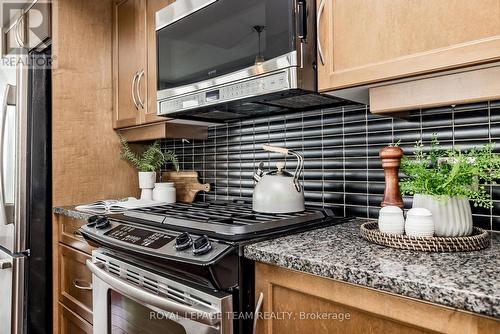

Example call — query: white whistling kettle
[253,145,305,213]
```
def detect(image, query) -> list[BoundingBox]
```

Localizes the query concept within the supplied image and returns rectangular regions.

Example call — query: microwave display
[157,0,295,91]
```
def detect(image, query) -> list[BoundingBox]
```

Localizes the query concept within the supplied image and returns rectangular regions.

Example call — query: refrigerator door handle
[0,84,16,226]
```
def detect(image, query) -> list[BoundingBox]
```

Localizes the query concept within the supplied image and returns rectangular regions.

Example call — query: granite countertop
[53,206,95,221]
[244,218,500,319]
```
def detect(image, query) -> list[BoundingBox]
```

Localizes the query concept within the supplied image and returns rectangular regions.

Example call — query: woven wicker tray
[360,222,490,252]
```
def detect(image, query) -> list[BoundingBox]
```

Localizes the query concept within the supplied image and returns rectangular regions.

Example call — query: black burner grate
[128,200,323,226]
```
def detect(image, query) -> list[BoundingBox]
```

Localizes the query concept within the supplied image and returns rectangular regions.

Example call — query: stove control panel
[106,225,173,249]
[80,220,232,265]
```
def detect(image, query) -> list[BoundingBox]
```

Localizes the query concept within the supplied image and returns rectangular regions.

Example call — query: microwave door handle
[87,260,222,327]
[0,84,15,226]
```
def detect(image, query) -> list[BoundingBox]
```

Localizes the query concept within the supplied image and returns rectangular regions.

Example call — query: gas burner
[116,200,347,242]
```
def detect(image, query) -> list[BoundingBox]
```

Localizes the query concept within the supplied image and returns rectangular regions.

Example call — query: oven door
[87,251,233,334]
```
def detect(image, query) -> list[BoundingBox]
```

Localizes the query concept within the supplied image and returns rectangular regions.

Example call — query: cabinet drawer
[59,302,93,334]
[59,245,93,324]
[59,216,94,255]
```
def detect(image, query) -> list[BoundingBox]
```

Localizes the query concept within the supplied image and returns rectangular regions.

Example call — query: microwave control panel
[159,71,290,115]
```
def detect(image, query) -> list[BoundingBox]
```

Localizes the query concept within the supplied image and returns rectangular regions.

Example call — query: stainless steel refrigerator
[0,47,51,333]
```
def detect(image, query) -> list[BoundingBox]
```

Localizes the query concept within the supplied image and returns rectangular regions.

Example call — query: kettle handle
[262,144,303,193]
[263,145,289,155]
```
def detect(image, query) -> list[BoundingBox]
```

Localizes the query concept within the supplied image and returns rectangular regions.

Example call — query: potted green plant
[119,135,179,200]
[399,136,500,236]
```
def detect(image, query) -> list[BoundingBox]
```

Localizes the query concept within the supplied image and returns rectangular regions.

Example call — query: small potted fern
[119,135,179,200]
[400,136,500,236]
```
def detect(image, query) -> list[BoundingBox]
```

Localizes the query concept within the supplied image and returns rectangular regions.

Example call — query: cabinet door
[317,0,500,92]
[59,303,92,334]
[144,0,175,124]
[254,262,500,334]
[113,0,147,129]
[59,245,93,324]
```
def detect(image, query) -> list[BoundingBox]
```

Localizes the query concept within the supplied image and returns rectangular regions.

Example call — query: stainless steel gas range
[80,200,349,333]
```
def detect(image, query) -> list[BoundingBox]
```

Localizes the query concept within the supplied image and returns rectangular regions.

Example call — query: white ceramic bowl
[405,208,434,237]
[378,206,405,235]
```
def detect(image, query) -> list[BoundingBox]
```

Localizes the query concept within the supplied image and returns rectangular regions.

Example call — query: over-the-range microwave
[155,0,349,122]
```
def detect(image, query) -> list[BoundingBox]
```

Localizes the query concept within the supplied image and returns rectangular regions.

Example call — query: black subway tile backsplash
[162,101,500,231]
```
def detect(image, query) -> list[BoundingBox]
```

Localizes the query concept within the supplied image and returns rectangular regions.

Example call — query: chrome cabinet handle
[87,260,221,326]
[0,85,15,226]
[136,69,145,109]
[15,16,26,48]
[253,292,264,334]
[73,279,93,291]
[132,71,139,110]
[0,258,12,269]
[317,0,326,65]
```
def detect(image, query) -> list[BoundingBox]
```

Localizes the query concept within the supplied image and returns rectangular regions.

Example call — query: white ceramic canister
[405,208,434,237]
[378,206,405,235]
[152,182,176,203]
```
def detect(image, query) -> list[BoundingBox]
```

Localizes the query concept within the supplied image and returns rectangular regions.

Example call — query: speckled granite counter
[53,206,94,221]
[244,218,500,319]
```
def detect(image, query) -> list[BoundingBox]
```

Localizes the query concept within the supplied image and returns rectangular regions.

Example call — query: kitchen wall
[161,101,500,231]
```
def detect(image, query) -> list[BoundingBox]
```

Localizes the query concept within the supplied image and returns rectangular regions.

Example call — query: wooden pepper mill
[379,146,404,209]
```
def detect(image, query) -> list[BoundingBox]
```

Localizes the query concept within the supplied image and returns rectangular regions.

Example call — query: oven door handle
[86,260,222,327]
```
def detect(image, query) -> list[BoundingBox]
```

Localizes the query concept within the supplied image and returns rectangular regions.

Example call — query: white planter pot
[412,194,473,237]
[138,172,156,200]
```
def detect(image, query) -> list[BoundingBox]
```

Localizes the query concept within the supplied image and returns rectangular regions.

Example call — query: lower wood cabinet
[54,215,95,334]
[59,303,93,334]
[254,262,499,334]
[59,245,93,325]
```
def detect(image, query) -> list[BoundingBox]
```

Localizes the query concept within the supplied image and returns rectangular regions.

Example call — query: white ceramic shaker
[152,182,176,203]
[405,208,434,237]
[378,206,405,235]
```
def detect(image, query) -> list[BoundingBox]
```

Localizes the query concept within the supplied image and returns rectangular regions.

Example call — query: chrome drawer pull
[73,279,93,291]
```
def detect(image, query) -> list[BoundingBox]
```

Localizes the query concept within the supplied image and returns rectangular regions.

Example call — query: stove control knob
[175,232,193,251]
[192,235,212,256]
[94,217,110,229]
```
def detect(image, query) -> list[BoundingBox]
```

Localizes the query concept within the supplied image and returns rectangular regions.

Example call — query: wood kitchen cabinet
[59,303,93,334]
[55,215,95,334]
[317,0,500,92]
[113,0,209,141]
[113,0,147,128]
[254,262,499,334]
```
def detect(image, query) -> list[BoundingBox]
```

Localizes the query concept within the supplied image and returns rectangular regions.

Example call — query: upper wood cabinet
[113,0,147,128]
[113,0,178,129]
[317,0,500,92]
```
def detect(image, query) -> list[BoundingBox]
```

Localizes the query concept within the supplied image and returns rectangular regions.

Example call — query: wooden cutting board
[162,171,211,203]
